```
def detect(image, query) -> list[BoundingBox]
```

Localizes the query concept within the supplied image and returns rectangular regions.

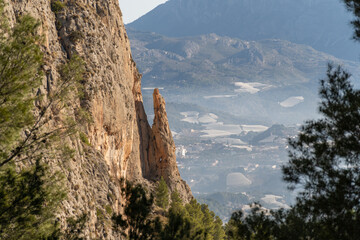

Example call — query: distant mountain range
[128,29,360,124]
[128,0,360,61]
[128,29,359,89]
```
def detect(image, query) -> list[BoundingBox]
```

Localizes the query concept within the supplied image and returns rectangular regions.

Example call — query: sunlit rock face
[5,0,191,238]
[146,89,193,202]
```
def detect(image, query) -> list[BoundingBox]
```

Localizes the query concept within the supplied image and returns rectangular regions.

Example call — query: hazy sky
[118,0,168,24]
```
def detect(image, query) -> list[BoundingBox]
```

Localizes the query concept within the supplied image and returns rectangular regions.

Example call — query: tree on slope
[162,193,225,240]
[112,181,158,240]
[224,65,360,240]
[0,0,85,238]
[155,176,169,209]
[281,64,360,239]
[0,4,62,238]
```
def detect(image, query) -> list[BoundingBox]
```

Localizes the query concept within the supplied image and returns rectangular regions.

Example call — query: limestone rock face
[147,89,192,202]
[152,88,177,177]
[4,0,191,238]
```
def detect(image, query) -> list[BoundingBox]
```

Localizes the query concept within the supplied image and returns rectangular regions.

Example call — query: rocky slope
[128,0,360,61]
[4,0,191,238]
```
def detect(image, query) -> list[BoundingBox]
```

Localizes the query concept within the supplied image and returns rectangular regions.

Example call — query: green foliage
[58,145,76,161]
[270,208,311,240]
[112,183,225,240]
[0,5,65,239]
[79,132,91,146]
[344,0,360,41]
[162,194,225,240]
[155,176,169,209]
[0,160,65,239]
[197,192,250,220]
[0,51,85,169]
[105,205,112,215]
[0,1,87,238]
[213,216,225,240]
[0,13,43,163]
[57,54,85,105]
[47,213,88,240]
[186,200,208,239]
[161,191,191,240]
[225,204,279,240]
[62,213,87,240]
[51,0,66,14]
[225,211,245,240]
[281,64,360,239]
[96,208,105,221]
[112,181,156,240]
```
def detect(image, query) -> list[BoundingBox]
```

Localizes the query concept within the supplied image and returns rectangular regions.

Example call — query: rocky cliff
[4,0,191,238]
[148,89,192,195]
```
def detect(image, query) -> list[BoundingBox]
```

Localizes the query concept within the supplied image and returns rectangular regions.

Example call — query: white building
[175,145,187,158]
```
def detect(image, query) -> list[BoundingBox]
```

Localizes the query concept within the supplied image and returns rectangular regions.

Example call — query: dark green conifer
[112,182,155,240]
[155,176,169,209]
[0,0,86,237]
[281,64,360,239]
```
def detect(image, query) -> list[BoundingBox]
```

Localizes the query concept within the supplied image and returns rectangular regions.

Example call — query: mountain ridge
[128,0,360,61]
[128,28,360,124]
[128,29,360,89]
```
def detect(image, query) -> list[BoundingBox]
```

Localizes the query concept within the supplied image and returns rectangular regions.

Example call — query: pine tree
[281,64,360,239]
[213,216,225,240]
[112,181,155,240]
[0,3,64,238]
[201,204,217,240]
[0,0,85,237]
[155,176,169,209]
[0,11,43,164]
[343,0,360,41]
[161,191,191,240]
[224,2,360,239]
[185,199,207,240]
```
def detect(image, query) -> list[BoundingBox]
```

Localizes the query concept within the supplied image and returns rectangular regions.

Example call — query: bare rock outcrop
[4,0,192,238]
[147,89,192,202]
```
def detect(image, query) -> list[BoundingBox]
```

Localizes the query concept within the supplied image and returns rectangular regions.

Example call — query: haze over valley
[127,0,360,221]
